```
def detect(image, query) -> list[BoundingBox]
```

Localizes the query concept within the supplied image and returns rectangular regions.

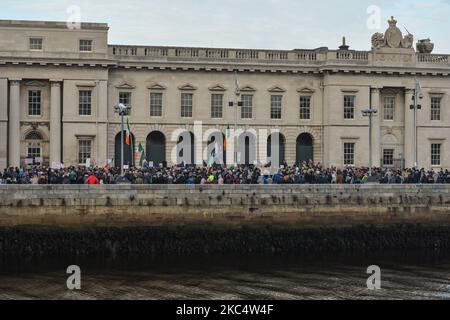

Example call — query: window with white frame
[270,95,282,119]
[119,92,131,115]
[211,94,223,119]
[28,90,41,116]
[181,93,193,118]
[344,142,355,166]
[79,90,92,115]
[431,143,441,166]
[344,95,355,119]
[27,147,41,159]
[78,139,92,164]
[300,96,311,120]
[383,149,395,166]
[79,40,93,52]
[150,92,163,117]
[431,96,442,121]
[383,96,395,120]
[29,38,43,50]
[241,95,253,119]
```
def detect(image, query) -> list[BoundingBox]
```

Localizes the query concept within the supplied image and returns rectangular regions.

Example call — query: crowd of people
[1,161,450,185]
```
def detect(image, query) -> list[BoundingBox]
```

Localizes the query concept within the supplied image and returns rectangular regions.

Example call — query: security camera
[419,93,424,100]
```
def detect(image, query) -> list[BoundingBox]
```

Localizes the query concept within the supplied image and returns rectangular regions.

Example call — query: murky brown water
[0,255,449,300]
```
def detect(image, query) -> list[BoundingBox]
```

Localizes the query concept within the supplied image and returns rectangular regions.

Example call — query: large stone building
[0,17,449,169]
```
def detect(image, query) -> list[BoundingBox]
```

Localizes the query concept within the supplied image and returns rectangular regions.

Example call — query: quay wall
[1,185,450,257]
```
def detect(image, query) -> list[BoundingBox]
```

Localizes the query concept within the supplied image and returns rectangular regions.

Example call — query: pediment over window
[268,86,286,93]
[240,85,256,92]
[209,84,227,91]
[23,80,46,87]
[115,83,136,90]
[178,84,197,91]
[297,87,315,94]
[147,83,167,90]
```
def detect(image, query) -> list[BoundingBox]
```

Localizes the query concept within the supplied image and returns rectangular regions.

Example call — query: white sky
[2,0,450,52]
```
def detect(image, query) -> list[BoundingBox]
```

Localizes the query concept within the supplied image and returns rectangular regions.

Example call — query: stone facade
[1,18,450,169]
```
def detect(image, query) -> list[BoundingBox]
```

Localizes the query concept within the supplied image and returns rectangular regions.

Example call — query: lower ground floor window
[344,143,355,166]
[78,139,92,165]
[431,143,441,166]
[383,149,394,166]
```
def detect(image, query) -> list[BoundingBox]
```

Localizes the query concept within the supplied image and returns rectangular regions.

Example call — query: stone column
[371,87,381,168]
[404,89,414,168]
[8,80,21,167]
[50,81,62,165]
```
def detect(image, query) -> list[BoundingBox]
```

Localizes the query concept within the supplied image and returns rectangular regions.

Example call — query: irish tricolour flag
[125,118,131,145]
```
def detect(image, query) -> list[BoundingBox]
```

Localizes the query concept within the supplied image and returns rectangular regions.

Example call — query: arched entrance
[238,132,256,166]
[24,130,46,166]
[296,133,314,165]
[177,131,195,165]
[207,132,226,165]
[115,131,135,168]
[146,131,166,167]
[267,133,286,166]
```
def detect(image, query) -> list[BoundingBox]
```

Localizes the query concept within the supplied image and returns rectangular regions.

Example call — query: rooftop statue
[371,16,414,50]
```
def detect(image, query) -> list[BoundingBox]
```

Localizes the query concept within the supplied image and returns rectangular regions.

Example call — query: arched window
[25,131,43,140]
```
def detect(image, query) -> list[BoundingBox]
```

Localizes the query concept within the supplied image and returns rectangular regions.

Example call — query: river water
[0,253,449,300]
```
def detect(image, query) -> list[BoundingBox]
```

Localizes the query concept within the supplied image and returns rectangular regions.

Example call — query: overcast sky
[2,0,450,52]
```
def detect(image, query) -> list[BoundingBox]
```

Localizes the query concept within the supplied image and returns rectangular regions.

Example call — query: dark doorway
[296,133,314,165]
[177,131,195,165]
[115,131,135,168]
[267,133,286,166]
[237,132,256,166]
[146,131,166,167]
[207,132,226,165]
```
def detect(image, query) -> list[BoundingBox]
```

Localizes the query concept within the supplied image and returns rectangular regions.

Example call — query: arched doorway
[115,131,135,168]
[24,130,46,166]
[146,131,166,167]
[296,133,314,165]
[267,133,286,166]
[177,131,195,165]
[238,132,256,166]
[207,132,226,165]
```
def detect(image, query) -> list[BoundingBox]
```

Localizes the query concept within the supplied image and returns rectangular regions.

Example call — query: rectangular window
[241,95,253,119]
[431,97,442,121]
[344,143,355,166]
[150,93,163,117]
[27,147,41,158]
[344,95,355,119]
[300,96,311,120]
[119,92,131,115]
[79,39,93,52]
[29,38,43,50]
[211,94,223,119]
[28,90,41,116]
[78,140,92,164]
[79,90,92,116]
[383,97,395,120]
[181,93,193,118]
[383,149,394,166]
[431,143,441,166]
[270,95,282,119]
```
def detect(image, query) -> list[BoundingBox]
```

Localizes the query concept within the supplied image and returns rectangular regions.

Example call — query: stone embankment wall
[0,185,450,227]
[1,185,450,257]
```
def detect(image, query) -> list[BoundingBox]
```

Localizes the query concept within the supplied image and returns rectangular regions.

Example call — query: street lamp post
[114,103,131,176]
[228,71,241,166]
[410,80,423,168]
[362,108,378,177]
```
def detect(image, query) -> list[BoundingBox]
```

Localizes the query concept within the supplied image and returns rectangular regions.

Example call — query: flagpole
[121,113,124,176]
[234,71,240,166]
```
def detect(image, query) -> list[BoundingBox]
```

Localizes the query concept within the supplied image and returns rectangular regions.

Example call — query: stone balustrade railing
[108,45,450,68]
